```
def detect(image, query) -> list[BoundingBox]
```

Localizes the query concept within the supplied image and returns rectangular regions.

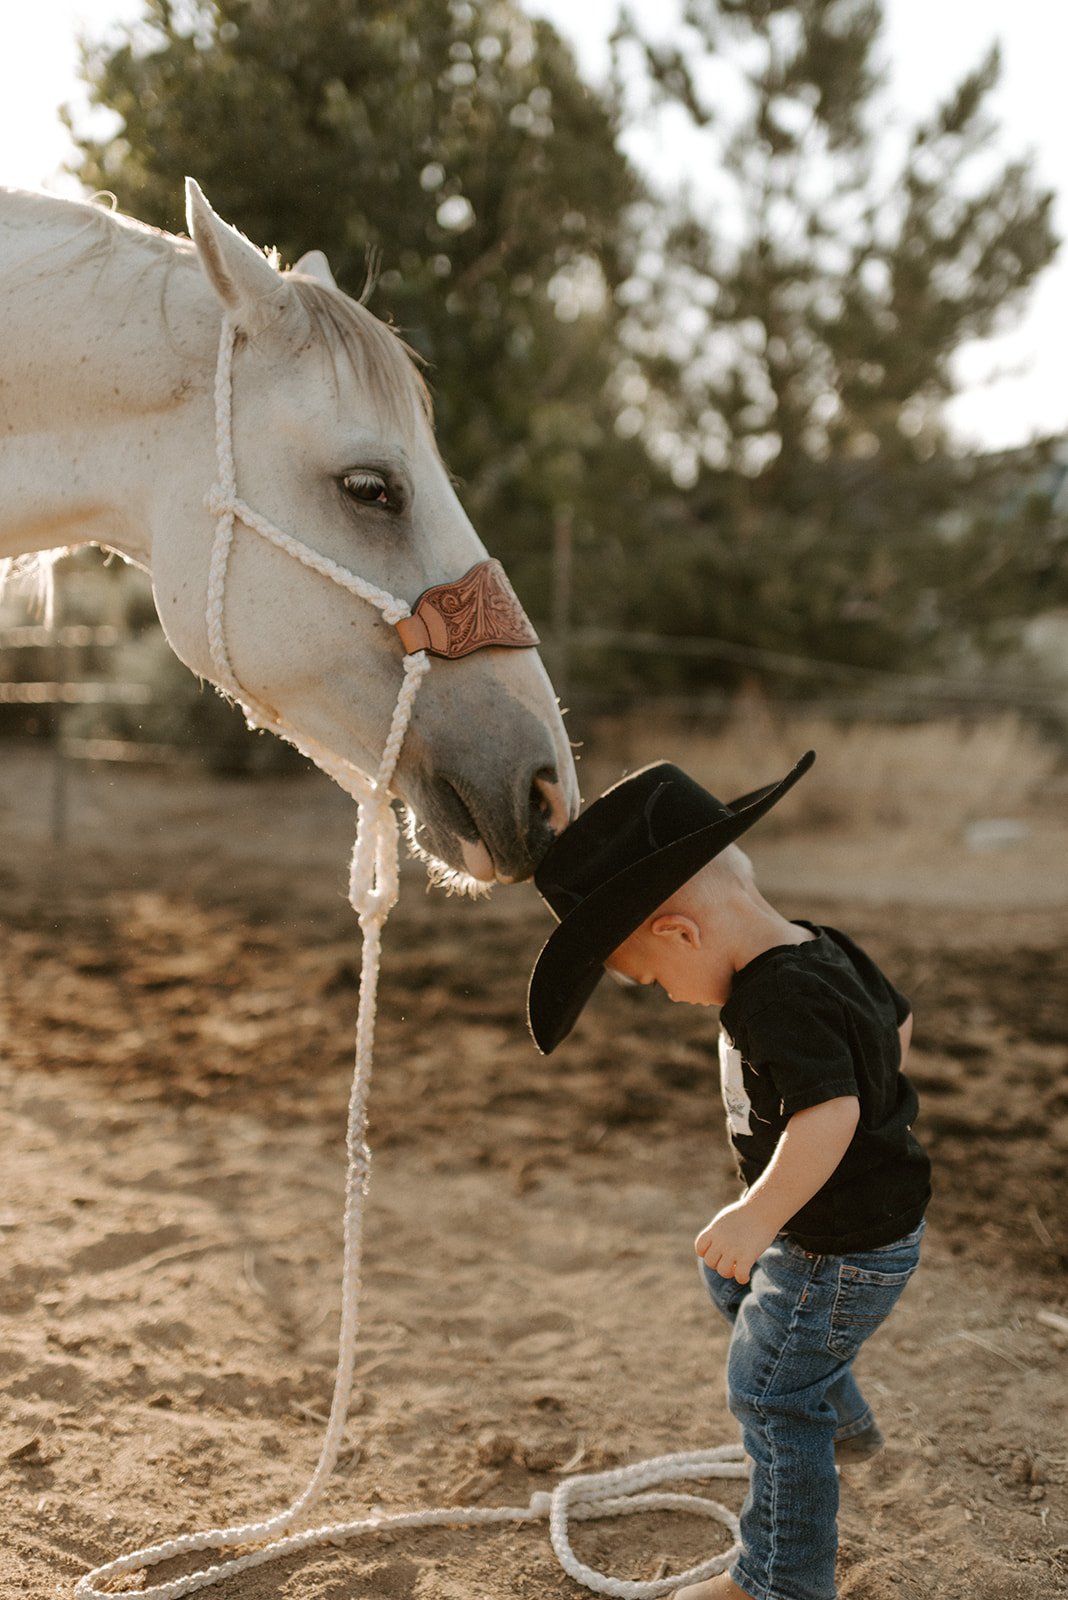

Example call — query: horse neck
[0,191,216,563]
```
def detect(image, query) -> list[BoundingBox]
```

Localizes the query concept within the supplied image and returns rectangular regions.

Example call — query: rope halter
[202,311,542,928]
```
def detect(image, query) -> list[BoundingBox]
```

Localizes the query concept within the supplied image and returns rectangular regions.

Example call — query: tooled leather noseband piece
[394,558,540,659]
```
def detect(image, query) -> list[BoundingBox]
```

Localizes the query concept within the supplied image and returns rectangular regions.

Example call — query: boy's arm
[696,1095,860,1285]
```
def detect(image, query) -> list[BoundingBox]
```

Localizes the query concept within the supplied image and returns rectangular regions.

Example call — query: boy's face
[605,908,733,1007]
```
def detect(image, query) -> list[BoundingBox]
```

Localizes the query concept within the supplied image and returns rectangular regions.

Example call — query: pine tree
[606,0,1060,683]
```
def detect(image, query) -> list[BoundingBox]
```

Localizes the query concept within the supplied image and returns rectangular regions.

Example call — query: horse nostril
[531,773,571,839]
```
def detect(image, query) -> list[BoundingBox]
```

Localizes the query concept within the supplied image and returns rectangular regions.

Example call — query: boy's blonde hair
[666,843,756,916]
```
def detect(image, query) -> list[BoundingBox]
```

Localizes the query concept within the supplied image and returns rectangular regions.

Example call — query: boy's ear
[649,912,702,948]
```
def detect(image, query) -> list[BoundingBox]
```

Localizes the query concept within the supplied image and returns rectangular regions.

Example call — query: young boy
[527,752,931,1600]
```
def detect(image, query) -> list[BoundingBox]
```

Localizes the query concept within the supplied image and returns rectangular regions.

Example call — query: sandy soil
[1,746,1067,1600]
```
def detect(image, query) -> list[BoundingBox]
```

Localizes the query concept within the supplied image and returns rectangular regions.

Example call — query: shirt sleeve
[889,983,911,1027]
[743,977,860,1117]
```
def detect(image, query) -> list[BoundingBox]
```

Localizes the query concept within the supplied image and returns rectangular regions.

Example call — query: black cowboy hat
[527,750,815,1054]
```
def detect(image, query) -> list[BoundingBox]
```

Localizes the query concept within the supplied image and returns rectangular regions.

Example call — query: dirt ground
[1,743,1067,1600]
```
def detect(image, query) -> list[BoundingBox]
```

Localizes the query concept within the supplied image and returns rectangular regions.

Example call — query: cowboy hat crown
[527,750,815,1054]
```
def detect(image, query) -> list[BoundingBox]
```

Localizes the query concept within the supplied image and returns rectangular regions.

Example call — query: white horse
[0,181,577,885]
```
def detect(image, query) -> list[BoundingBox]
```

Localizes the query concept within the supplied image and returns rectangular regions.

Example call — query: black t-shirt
[718,923,931,1252]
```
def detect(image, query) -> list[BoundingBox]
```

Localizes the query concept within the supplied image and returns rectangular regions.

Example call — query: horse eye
[342,470,391,506]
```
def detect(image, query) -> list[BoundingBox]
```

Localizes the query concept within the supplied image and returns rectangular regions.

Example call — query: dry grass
[576,702,1062,836]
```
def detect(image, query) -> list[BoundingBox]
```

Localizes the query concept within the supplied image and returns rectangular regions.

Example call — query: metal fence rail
[0,624,122,649]
[0,681,152,704]
[567,627,1068,714]
[0,611,165,841]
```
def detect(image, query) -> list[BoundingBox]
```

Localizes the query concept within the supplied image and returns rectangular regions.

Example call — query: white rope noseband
[73,315,745,1600]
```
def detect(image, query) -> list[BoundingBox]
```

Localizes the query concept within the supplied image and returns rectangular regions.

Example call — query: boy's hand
[695,1201,778,1285]
[697,1097,861,1283]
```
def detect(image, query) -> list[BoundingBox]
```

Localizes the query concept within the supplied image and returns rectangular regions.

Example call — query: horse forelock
[286,277,435,444]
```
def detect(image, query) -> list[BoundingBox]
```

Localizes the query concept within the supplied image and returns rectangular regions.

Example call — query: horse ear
[185,177,292,336]
[292,249,338,288]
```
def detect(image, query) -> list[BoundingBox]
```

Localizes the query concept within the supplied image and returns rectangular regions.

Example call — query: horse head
[145,182,578,886]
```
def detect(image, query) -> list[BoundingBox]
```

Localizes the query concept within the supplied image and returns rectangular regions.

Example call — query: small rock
[7,1436,57,1466]
[530,1394,565,1412]
[475,1429,515,1467]
[7,1436,44,1463]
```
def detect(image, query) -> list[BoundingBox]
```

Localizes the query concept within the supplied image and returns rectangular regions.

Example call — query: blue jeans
[702,1222,924,1600]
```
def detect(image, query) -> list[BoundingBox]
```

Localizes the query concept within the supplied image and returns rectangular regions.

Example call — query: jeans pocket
[827,1260,919,1360]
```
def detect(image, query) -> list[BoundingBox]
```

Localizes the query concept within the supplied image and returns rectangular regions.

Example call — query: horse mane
[285,275,435,439]
[0,550,62,622]
[0,188,191,292]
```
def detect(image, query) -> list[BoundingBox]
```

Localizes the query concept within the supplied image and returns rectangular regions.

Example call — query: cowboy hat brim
[527,750,815,1054]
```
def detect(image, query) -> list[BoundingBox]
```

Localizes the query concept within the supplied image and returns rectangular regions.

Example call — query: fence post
[50,593,69,846]
[551,504,572,708]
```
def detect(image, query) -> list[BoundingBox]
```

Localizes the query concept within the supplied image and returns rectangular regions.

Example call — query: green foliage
[607,0,1060,688]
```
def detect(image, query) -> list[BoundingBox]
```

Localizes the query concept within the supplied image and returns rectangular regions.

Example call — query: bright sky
[2,0,1066,452]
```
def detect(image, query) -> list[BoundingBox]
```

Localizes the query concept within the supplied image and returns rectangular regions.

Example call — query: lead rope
[72,316,744,1600]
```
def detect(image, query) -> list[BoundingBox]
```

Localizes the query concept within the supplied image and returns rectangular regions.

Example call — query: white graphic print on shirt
[719,1028,753,1137]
